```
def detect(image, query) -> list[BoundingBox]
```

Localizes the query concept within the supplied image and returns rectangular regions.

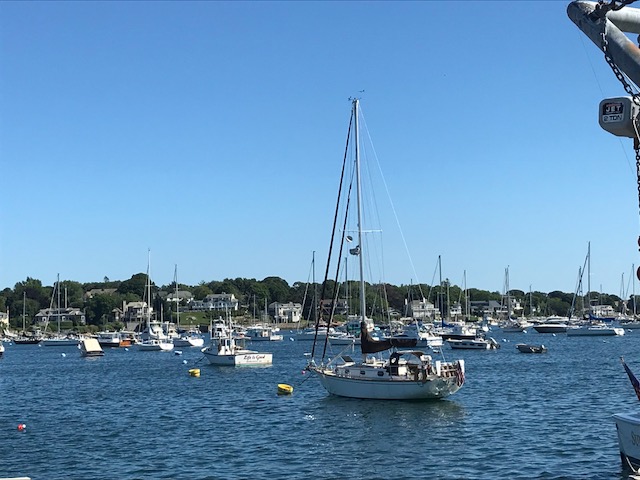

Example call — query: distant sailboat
[172,265,204,348]
[138,251,174,352]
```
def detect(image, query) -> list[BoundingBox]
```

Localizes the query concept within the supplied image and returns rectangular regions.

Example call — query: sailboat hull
[314,370,461,400]
[312,358,464,400]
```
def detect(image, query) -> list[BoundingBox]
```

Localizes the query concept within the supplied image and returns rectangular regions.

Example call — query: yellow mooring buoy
[189,368,201,377]
[277,383,293,395]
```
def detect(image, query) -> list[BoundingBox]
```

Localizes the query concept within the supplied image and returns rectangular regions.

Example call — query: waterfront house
[269,302,302,323]
[35,307,86,326]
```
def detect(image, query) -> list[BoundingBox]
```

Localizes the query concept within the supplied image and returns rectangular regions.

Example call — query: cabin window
[377,371,384,377]
[360,370,366,375]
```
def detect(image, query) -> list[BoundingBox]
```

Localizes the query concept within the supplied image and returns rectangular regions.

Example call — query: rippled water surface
[1,330,639,479]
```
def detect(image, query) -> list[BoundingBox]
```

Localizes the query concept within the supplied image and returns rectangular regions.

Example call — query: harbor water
[1,330,639,480]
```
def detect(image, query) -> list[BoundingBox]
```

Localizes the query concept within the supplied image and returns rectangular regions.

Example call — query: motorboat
[202,334,272,366]
[390,321,444,349]
[96,331,122,348]
[79,337,104,357]
[137,338,174,352]
[447,337,500,350]
[615,358,640,471]
[613,412,640,470]
[173,332,205,348]
[434,322,478,341]
[516,343,547,354]
[532,316,569,333]
[245,325,283,342]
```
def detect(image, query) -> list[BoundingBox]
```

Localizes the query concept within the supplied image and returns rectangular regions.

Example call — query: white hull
[173,336,205,348]
[329,335,361,346]
[138,340,174,351]
[312,360,464,400]
[246,335,283,342]
[566,326,625,336]
[614,412,640,469]
[447,338,499,350]
[203,350,272,366]
[42,338,80,346]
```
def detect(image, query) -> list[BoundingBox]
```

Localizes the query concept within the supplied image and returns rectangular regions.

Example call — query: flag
[455,363,465,387]
[621,357,640,401]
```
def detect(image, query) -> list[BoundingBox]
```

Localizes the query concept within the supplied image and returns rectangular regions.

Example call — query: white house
[269,302,302,323]
[408,298,439,319]
[190,293,239,312]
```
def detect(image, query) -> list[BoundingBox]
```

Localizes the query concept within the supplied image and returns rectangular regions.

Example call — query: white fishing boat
[96,331,122,348]
[307,99,465,400]
[447,337,500,350]
[202,314,272,366]
[245,325,283,342]
[79,337,104,357]
[138,338,174,352]
[173,332,205,348]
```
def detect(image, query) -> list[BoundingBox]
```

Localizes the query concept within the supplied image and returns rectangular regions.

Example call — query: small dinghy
[516,343,547,354]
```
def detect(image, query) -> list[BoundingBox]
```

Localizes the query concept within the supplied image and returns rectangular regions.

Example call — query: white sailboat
[307,99,465,400]
[137,251,174,352]
[42,274,82,347]
[171,265,204,348]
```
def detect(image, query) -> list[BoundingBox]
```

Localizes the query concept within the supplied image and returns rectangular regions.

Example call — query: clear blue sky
[1,1,639,297]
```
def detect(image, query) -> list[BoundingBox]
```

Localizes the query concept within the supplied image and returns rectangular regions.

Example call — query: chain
[598,1,640,277]
[595,0,637,16]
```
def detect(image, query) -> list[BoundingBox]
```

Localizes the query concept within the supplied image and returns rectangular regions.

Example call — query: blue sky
[1,1,639,297]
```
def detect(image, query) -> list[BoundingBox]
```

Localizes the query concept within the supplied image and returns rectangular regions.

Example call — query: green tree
[85,294,122,326]
[117,273,148,299]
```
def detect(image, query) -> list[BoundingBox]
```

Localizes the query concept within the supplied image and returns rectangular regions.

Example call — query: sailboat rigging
[306,98,465,400]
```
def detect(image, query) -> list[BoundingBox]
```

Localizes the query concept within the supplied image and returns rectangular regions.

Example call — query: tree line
[0,274,631,330]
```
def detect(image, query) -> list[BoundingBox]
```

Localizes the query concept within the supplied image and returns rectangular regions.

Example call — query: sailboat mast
[147,249,152,328]
[174,264,179,329]
[438,255,443,326]
[56,273,61,334]
[22,291,26,333]
[587,241,591,310]
[353,98,366,323]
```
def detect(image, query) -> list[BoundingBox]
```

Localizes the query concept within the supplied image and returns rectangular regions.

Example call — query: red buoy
[17,423,26,431]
